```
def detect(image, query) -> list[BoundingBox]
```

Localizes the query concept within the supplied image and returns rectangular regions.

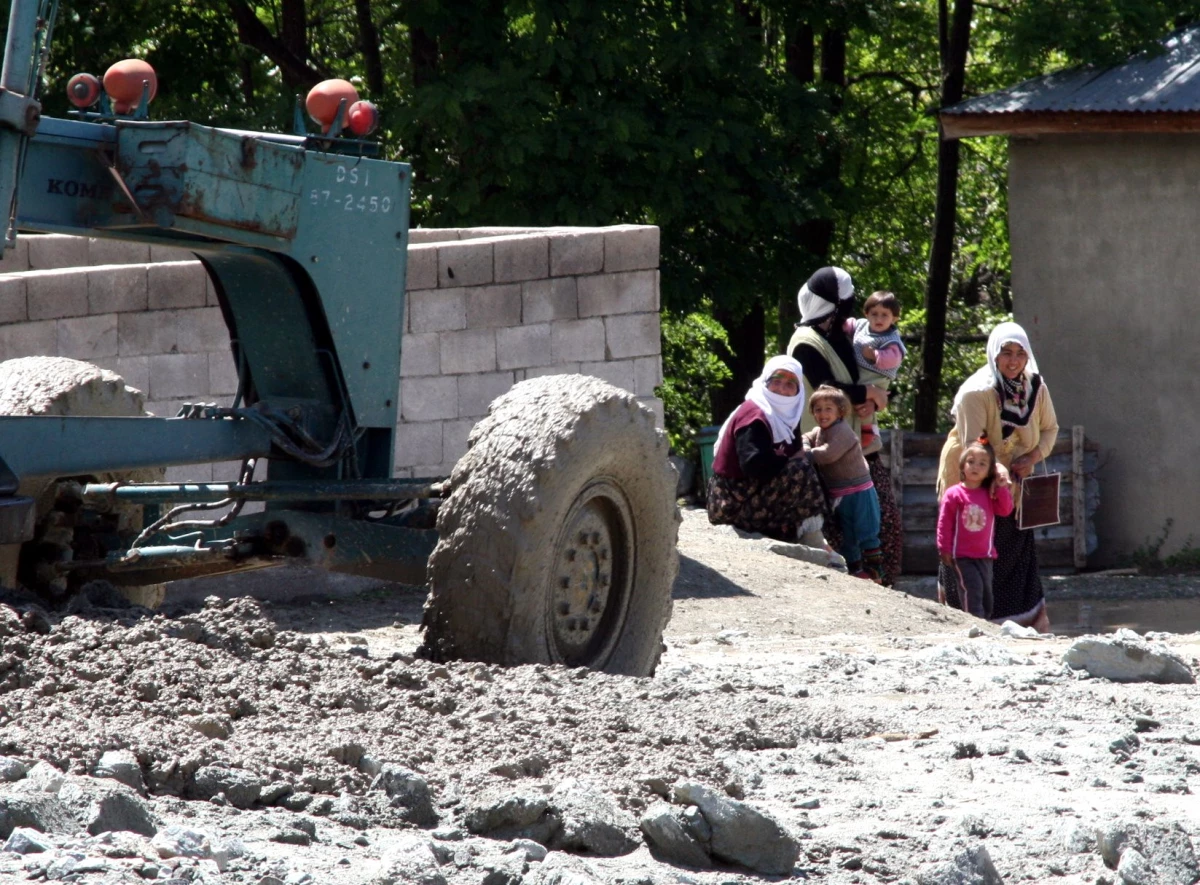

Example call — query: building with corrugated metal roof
[940,24,1200,566]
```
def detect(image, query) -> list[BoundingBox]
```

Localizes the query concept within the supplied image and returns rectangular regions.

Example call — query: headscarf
[714,355,806,453]
[952,322,1043,432]
[797,267,855,326]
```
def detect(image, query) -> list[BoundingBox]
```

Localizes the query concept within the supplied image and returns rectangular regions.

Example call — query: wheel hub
[548,480,634,667]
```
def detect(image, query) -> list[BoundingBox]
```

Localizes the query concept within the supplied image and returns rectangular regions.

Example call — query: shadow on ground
[673,554,755,599]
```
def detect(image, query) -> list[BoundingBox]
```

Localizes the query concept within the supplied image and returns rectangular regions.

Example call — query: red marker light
[346,100,379,137]
[67,73,101,108]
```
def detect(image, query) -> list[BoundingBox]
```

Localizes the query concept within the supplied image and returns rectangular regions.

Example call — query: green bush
[658,307,732,461]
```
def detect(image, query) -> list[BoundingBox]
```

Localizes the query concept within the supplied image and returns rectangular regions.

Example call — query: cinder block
[440,418,477,466]
[459,227,536,239]
[521,363,579,381]
[400,332,440,377]
[466,284,521,329]
[457,371,515,418]
[522,278,577,324]
[88,238,150,266]
[551,318,605,363]
[28,234,88,270]
[578,270,657,318]
[580,358,635,393]
[148,262,207,310]
[0,237,30,272]
[604,226,659,272]
[497,324,552,370]
[166,463,213,483]
[494,235,549,283]
[438,240,493,288]
[118,311,176,357]
[142,400,181,419]
[0,275,27,324]
[637,395,665,429]
[550,230,604,277]
[150,244,196,264]
[88,265,148,315]
[177,307,230,354]
[408,229,461,244]
[634,355,664,396]
[0,319,55,360]
[411,462,455,479]
[212,460,251,482]
[400,375,458,421]
[57,314,119,362]
[27,269,90,320]
[605,312,661,359]
[440,328,496,375]
[409,288,466,333]
[148,353,210,400]
[393,421,444,469]
[405,244,438,291]
[115,356,151,398]
[208,351,240,396]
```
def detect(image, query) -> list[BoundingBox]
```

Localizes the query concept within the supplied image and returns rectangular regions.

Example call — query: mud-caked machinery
[0,0,678,674]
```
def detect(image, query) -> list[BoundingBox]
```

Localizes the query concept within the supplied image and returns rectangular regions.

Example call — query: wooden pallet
[878,426,1099,574]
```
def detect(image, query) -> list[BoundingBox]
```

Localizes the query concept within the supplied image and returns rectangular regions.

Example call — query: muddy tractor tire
[423,375,680,675]
[0,357,166,608]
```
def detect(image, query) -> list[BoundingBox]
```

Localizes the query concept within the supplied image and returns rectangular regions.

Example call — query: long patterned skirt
[821,455,903,584]
[706,457,829,542]
[939,513,1044,624]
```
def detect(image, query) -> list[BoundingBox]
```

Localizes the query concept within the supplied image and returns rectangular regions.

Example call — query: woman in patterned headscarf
[936,322,1059,632]
[788,266,903,584]
[706,355,829,544]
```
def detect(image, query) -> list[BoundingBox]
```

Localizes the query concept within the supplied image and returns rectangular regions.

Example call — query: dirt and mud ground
[1,504,1199,884]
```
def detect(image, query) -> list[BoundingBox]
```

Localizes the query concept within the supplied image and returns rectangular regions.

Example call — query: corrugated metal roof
[944,23,1200,116]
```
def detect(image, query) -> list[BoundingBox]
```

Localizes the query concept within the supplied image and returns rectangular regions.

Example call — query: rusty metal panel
[116,121,304,238]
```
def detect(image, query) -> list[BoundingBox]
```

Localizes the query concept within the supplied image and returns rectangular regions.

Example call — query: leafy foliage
[657,308,733,459]
[9,0,1199,445]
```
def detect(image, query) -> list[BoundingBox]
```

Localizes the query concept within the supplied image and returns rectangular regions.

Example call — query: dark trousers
[954,557,994,620]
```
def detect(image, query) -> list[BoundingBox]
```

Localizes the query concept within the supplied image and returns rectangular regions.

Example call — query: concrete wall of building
[1008,133,1200,563]
[0,226,663,482]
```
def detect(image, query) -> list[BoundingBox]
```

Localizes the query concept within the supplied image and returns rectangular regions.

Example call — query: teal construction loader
[0,0,678,675]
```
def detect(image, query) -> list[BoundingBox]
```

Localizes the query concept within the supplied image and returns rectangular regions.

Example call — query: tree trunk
[354,0,385,97]
[777,25,844,354]
[711,301,766,425]
[226,0,327,88]
[914,0,974,432]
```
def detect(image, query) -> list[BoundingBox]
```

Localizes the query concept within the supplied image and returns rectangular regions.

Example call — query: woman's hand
[854,402,875,419]
[1010,451,1039,479]
[864,384,888,412]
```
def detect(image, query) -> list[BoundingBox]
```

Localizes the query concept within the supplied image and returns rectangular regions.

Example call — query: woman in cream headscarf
[706,355,828,544]
[788,266,903,584]
[936,322,1059,631]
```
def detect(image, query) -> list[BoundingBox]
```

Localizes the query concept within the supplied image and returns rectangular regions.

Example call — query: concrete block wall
[0,226,664,481]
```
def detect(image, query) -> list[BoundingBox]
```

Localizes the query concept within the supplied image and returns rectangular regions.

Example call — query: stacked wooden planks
[879,427,1100,574]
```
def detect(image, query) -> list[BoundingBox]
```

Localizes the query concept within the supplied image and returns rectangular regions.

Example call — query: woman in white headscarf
[706,355,828,542]
[787,266,903,584]
[936,321,1059,631]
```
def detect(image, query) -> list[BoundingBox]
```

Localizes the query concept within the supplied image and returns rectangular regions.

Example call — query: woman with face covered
[936,322,1059,632]
[787,266,903,584]
[706,355,829,545]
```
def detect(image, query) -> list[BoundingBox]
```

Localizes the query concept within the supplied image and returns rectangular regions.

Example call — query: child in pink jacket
[936,437,1013,619]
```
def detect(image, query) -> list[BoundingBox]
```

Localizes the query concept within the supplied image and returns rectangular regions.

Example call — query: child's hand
[862,345,877,363]
[939,552,954,567]
[993,470,1012,490]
